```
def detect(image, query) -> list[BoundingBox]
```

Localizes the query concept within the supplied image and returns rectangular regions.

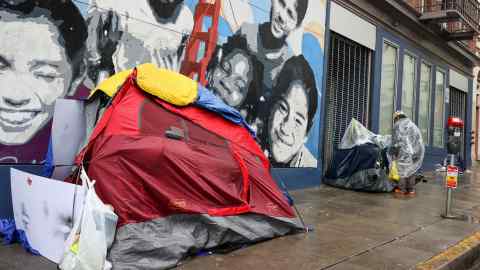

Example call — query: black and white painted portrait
[261,55,317,168]
[206,0,319,167]
[206,35,264,130]
[0,0,87,162]
[232,0,309,90]
[86,0,194,83]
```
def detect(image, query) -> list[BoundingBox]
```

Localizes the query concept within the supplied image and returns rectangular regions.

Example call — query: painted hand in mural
[86,9,122,84]
[85,0,193,76]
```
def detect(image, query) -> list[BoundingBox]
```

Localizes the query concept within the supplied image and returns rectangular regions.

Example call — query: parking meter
[446,117,464,155]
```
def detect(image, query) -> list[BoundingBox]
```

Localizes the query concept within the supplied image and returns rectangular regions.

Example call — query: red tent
[76,72,302,269]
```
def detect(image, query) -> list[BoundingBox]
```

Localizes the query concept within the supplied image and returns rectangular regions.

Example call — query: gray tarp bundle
[324,168,394,192]
[387,117,425,178]
[109,214,302,270]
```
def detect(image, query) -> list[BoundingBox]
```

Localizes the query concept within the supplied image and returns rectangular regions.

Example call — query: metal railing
[408,0,480,34]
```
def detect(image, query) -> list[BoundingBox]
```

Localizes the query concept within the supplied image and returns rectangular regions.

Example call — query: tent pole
[279,180,308,232]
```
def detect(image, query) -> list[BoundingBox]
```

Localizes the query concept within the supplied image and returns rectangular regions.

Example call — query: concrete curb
[416,231,480,270]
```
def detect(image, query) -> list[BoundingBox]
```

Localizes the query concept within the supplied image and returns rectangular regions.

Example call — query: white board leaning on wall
[10,168,85,263]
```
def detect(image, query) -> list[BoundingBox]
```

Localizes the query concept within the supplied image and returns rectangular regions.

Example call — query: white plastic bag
[339,118,391,149]
[59,168,118,270]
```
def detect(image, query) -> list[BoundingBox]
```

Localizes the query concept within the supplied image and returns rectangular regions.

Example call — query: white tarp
[10,168,85,263]
[339,119,391,150]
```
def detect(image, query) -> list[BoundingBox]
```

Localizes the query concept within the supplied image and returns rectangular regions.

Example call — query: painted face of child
[210,49,253,108]
[270,0,300,39]
[268,80,309,163]
[0,14,74,145]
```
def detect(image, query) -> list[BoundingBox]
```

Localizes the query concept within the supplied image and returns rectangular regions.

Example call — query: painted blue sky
[73,0,89,17]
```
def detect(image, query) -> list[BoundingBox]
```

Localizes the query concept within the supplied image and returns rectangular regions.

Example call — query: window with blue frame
[419,62,432,145]
[377,30,451,150]
[433,70,446,148]
[402,53,417,119]
[380,41,398,135]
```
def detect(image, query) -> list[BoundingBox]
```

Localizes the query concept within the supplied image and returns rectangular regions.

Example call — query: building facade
[322,0,479,174]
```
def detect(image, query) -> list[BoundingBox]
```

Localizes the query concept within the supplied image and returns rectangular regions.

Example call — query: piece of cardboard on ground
[10,168,85,263]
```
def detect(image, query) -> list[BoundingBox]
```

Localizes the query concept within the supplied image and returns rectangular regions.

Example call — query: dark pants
[399,176,416,193]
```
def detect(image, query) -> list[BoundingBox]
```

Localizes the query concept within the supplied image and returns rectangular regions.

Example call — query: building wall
[373,27,474,171]
[333,0,476,171]
[0,0,328,218]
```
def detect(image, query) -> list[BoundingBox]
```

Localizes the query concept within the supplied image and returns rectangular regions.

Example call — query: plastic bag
[371,134,392,150]
[339,119,375,149]
[389,161,400,182]
[339,119,391,149]
[59,168,118,270]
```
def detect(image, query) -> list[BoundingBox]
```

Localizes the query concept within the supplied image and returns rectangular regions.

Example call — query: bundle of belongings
[324,118,425,192]
[56,63,303,270]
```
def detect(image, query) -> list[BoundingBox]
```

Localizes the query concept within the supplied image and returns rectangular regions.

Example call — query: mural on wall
[0,0,326,168]
[0,0,88,164]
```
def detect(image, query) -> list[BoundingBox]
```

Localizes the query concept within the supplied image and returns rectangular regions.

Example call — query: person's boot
[393,187,405,198]
[406,189,416,197]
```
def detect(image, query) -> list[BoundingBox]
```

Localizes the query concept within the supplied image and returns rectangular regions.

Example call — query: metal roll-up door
[323,32,372,171]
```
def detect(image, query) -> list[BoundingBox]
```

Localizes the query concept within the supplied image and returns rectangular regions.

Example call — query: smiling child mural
[0,0,88,163]
[0,0,326,168]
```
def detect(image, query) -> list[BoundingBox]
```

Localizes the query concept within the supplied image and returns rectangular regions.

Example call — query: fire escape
[407,0,480,42]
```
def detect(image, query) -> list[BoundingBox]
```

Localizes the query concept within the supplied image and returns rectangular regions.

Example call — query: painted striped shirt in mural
[237,22,291,91]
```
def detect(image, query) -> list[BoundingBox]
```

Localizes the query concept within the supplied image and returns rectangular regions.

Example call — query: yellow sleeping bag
[90,63,198,106]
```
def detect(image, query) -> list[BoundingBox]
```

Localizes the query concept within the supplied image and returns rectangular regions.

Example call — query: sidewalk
[2,166,480,270]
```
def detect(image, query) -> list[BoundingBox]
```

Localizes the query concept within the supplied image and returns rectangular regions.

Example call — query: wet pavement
[2,165,480,270]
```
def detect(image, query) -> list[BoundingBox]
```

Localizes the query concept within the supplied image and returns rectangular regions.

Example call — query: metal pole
[445,188,453,217]
[442,154,465,219]
[444,154,455,217]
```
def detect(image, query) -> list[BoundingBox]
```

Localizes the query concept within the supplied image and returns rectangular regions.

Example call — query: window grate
[324,32,372,171]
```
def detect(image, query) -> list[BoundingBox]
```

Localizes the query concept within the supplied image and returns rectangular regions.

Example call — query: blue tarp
[195,85,256,137]
[324,144,394,192]
[0,218,40,255]
[42,137,54,178]
[325,143,381,179]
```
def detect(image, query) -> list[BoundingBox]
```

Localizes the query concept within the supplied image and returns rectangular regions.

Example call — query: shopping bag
[389,161,400,182]
[59,168,118,270]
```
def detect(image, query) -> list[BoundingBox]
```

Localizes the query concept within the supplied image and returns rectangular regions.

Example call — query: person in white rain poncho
[388,111,425,196]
